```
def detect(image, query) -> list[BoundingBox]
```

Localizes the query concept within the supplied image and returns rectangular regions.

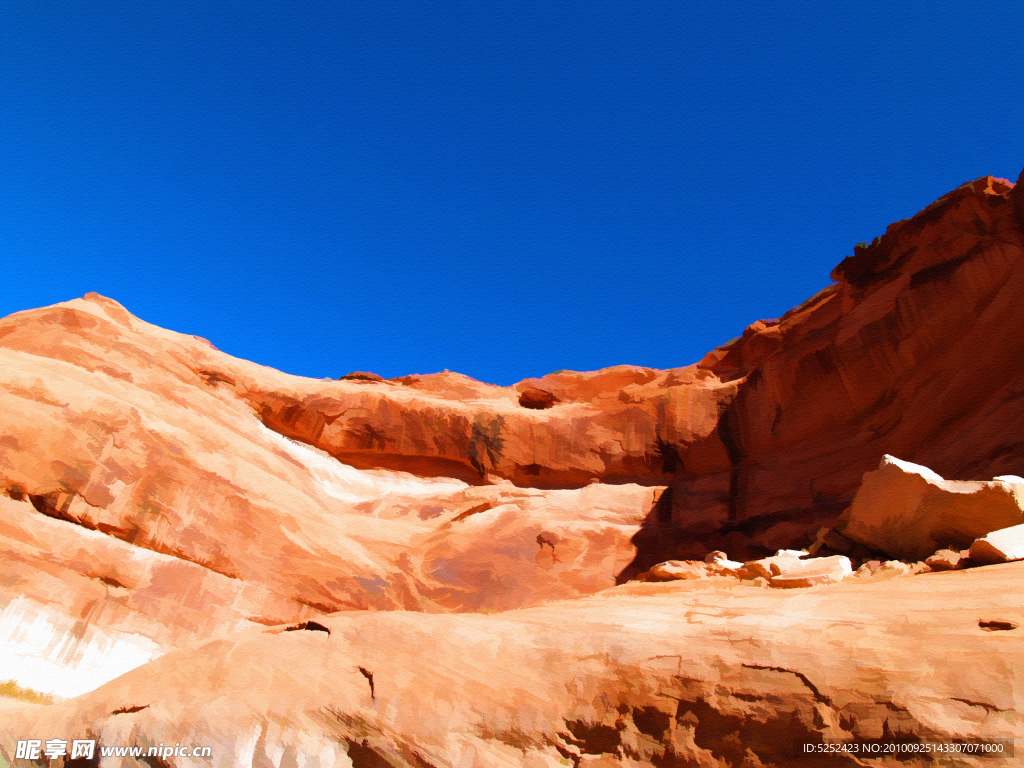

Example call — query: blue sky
[1,2,1021,385]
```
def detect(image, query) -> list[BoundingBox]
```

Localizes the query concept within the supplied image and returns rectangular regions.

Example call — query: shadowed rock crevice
[654,438,682,474]
[449,502,494,524]
[562,719,623,754]
[296,596,349,613]
[676,696,844,767]
[111,704,149,715]
[632,706,673,740]
[29,492,98,530]
[979,620,1018,631]
[345,738,400,768]
[950,697,1007,713]
[26,491,246,580]
[909,240,989,288]
[741,664,832,706]
[341,371,384,382]
[358,666,375,700]
[254,403,485,484]
[284,621,331,635]
[196,368,235,386]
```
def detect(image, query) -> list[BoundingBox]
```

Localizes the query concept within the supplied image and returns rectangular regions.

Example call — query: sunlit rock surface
[1,170,1024,764]
[3,563,1022,767]
[837,455,1024,561]
[0,294,663,694]
[970,523,1024,565]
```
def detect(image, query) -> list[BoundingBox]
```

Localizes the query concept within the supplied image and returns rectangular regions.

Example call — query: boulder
[774,548,810,558]
[926,548,964,571]
[854,560,921,581]
[855,560,880,575]
[704,549,744,572]
[837,455,1024,561]
[742,552,806,580]
[639,560,715,581]
[969,523,1024,565]
[767,555,854,588]
[636,554,753,582]
[876,560,913,578]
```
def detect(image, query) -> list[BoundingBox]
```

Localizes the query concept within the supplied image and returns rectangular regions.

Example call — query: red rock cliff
[1,170,1023,695]
[231,172,1024,564]
[3,171,1024,765]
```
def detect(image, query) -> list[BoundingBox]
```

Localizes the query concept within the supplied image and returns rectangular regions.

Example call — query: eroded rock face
[2,563,1021,768]
[2,169,1024,718]
[236,172,1024,563]
[0,295,666,694]
[837,455,1024,560]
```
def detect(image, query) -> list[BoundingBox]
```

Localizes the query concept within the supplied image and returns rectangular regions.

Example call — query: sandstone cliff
[1,169,1024,765]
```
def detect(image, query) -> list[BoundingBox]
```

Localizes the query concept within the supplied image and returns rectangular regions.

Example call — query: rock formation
[970,523,1024,565]
[218,172,1024,565]
[2,169,1024,765]
[0,293,675,697]
[3,563,1021,767]
[837,455,1024,561]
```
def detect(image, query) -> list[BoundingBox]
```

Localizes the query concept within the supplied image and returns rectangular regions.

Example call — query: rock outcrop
[231,172,1024,563]
[925,548,966,571]
[0,294,665,694]
[636,550,856,590]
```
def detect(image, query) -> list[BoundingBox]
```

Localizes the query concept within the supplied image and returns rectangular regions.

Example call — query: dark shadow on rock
[616,481,790,584]
[284,620,331,635]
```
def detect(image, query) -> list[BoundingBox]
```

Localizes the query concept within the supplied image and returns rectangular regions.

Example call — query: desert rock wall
[2,171,1024,702]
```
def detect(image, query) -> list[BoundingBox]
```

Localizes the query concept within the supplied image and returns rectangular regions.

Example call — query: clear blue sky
[2,2,1021,385]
